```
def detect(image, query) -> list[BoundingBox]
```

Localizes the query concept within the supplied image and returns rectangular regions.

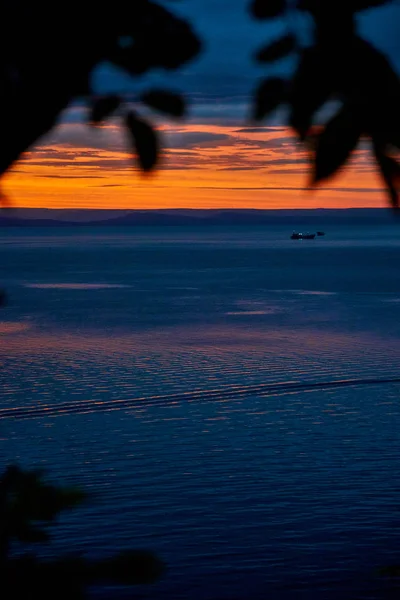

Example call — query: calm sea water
[1,224,400,599]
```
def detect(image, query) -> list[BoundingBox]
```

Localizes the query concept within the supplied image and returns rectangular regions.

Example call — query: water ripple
[1,376,400,420]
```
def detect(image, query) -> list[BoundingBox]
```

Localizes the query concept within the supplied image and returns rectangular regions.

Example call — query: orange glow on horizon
[3,120,389,210]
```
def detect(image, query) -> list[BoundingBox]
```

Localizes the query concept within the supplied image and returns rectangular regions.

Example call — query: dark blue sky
[93,0,400,122]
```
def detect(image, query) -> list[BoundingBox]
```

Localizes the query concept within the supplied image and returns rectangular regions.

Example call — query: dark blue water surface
[1,225,400,599]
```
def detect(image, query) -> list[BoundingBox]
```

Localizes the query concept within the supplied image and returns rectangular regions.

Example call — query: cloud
[265,158,309,165]
[93,183,127,188]
[234,127,287,133]
[168,131,232,148]
[268,168,306,175]
[33,174,105,179]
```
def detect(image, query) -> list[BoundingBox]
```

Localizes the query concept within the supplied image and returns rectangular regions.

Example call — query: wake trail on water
[1,376,400,420]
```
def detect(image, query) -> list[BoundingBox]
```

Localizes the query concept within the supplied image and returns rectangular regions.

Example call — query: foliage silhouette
[0,465,164,599]
[251,0,400,207]
[125,111,160,171]
[256,34,296,63]
[0,0,201,180]
[89,95,122,125]
[253,77,287,120]
[1,4,399,596]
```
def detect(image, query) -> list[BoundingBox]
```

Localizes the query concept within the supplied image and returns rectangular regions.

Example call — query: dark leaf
[372,141,400,208]
[52,486,87,513]
[90,95,121,125]
[253,77,286,120]
[351,0,391,10]
[378,564,400,577]
[141,90,185,117]
[251,0,286,19]
[90,551,165,585]
[37,556,88,580]
[13,481,85,522]
[36,552,164,587]
[256,34,295,63]
[368,115,400,152]
[125,112,159,171]
[343,37,400,99]
[388,127,400,151]
[118,3,201,72]
[297,0,321,12]
[0,97,65,177]
[3,466,86,542]
[12,557,88,600]
[345,39,400,150]
[289,47,332,140]
[111,46,151,75]
[313,105,362,183]
[300,0,390,9]
[0,289,7,307]
[0,464,24,488]
[14,522,49,544]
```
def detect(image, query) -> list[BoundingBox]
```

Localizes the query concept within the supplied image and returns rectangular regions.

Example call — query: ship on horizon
[290,231,316,240]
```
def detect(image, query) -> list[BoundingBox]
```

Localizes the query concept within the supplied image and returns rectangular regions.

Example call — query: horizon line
[3,207,393,212]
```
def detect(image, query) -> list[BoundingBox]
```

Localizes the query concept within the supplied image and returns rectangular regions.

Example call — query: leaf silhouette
[367,113,400,153]
[250,0,286,19]
[13,522,50,544]
[90,95,121,125]
[90,551,165,585]
[347,39,400,151]
[347,38,400,100]
[350,0,391,10]
[253,77,286,120]
[0,1,201,182]
[288,47,332,140]
[0,289,7,307]
[123,3,201,72]
[0,97,64,177]
[256,34,295,63]
[297,0,324,12]
[125,112,159,171]
[388,127,400,151]
[297,0,386,15]
[1,465,87,551]
[378,564,400,577]
[33,551,165,586]
[141,90,185,117]
[7,472,86,523]
[372,141,400,208]
[313,105,362,183]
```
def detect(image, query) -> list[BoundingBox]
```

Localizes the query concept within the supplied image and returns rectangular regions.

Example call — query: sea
[1,223,400,599]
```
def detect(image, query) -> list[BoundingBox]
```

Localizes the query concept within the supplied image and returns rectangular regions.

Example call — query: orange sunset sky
[3,109,388,211]
[2,0,399,211]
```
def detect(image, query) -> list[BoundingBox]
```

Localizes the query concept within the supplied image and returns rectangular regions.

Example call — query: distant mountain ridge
[0,208,397,227]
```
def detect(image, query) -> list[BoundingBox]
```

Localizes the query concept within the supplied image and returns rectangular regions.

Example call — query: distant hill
[0,208,397,227]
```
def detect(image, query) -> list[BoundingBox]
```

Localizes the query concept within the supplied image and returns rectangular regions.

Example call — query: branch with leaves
[251,0,400,207]
[0,1,200,182]
[0,465,164,600]
[89,90,186,171]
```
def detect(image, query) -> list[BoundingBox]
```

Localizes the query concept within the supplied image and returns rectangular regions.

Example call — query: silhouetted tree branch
[251,0,400,207]
[0,465,164,599]
[0,0,201,178]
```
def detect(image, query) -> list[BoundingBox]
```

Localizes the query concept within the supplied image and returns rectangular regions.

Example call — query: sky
[4,0,400,210]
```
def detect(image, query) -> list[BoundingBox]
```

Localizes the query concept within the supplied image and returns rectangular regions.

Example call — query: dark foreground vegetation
[1,0,399,597]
